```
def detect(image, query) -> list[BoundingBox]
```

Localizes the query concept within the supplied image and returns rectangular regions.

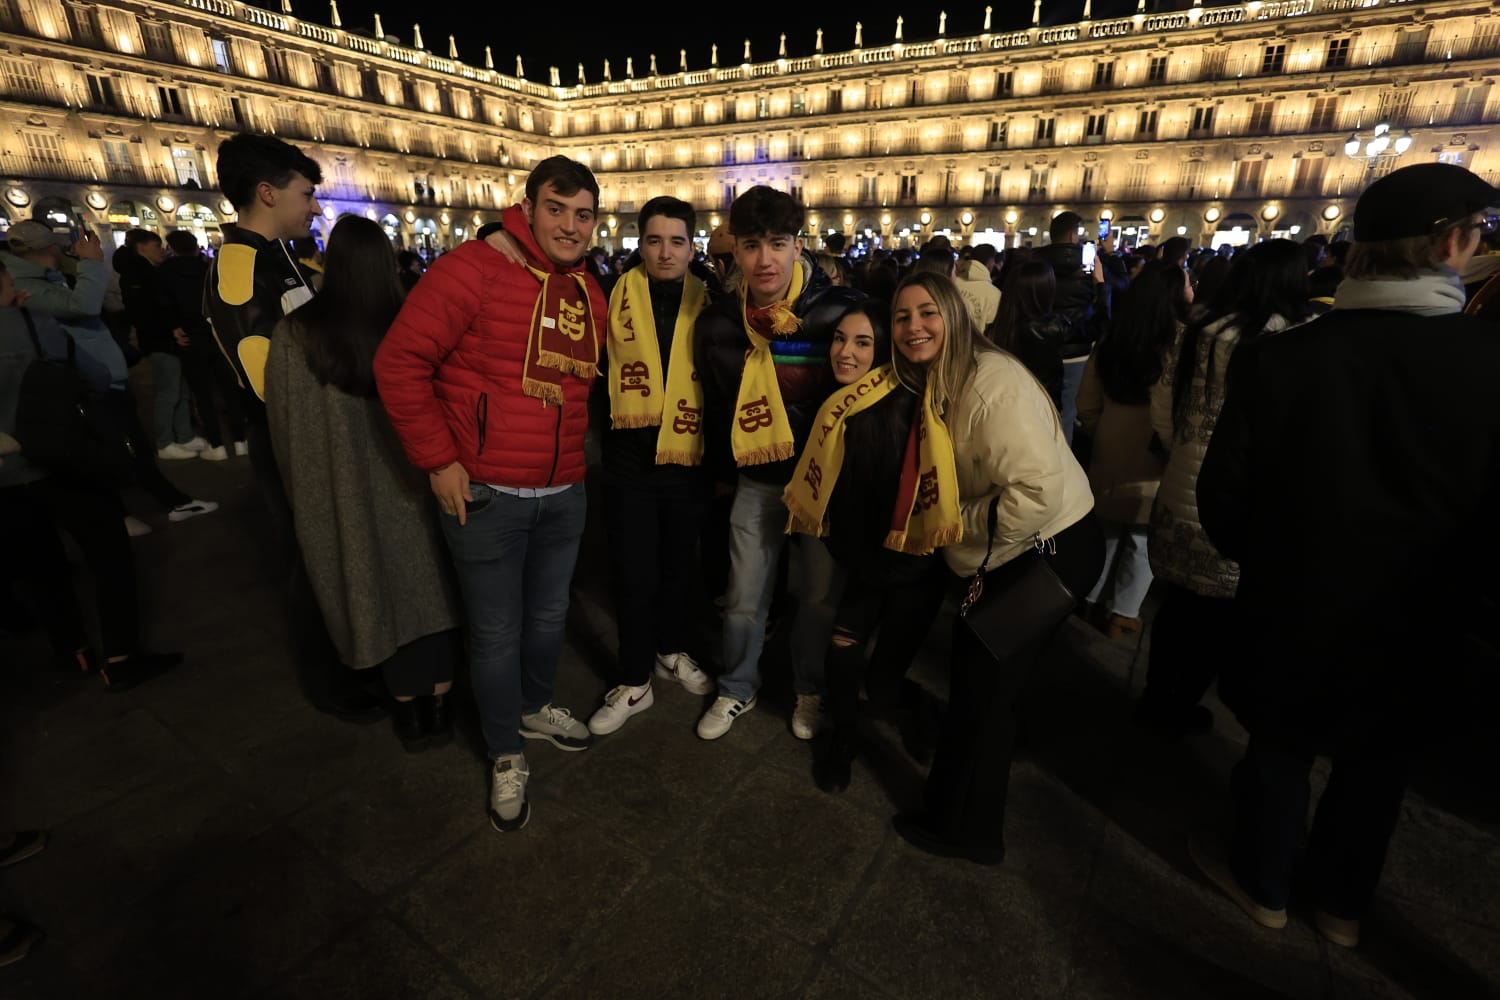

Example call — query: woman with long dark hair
[1139,239,1311,734]
[265,215,463,751]
[993,258,1072,409]
[1077,260,1193,637]
[880,272,1101,863]
[786,302,947,793]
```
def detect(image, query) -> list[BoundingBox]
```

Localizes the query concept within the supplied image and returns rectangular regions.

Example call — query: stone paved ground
[2,457,1497,1000]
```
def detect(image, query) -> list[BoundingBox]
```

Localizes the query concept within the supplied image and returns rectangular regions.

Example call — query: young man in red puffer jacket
[374,156,607,833]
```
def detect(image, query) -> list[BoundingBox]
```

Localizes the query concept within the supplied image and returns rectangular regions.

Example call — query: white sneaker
[655,651,714,695]
[791,694,823,741]
[587,682,653,735]
[168,499,219,522]
[199,445,229,462]
[123,515,153,537]
[489,753,529,831]
[520,703,594,750]
[696,694,757,740]
[182,436,209,452]
[157,442,198,460]
[233,440,249,457]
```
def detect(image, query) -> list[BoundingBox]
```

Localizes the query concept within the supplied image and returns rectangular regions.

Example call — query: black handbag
[957,498,1077,662]
[12,308,134,487]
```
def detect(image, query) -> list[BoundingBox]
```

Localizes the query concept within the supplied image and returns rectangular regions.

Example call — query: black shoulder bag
[957,497,1078,662]
[12,309,134,487]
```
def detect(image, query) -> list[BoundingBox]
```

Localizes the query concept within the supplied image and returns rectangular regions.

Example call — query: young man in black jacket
[584,197,718,735]
[159,230,245,461]
[1033,210,1095,443]
[692,186,862,740]
[1194,162,1500,948]
[206,132,382,722]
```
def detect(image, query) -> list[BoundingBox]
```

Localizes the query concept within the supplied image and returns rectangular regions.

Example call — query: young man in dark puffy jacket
[692,186,863,741]
[159,229,245,461]
[1033,210,1095,443]
[375,156,607,832]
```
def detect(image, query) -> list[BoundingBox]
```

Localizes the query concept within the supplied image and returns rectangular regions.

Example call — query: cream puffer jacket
[943,349,1095,577]
[1147,313,1294,598]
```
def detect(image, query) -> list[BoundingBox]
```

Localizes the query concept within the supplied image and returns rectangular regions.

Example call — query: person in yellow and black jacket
[205,132,384,723]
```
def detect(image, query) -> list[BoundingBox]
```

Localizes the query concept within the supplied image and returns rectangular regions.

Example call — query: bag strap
[959,497,1002,617]
[19,308,78,366]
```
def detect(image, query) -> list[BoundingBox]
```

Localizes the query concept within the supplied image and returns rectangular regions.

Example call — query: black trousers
[0,478,139,659]
[1140,582,1237,721]
[381,628,461,698]
[102,388,191,510]
[825,559,947,739]
[603,477,708,686]
[180,344,245,448]
[1230,733,1407,918]
[922,513,1105,851]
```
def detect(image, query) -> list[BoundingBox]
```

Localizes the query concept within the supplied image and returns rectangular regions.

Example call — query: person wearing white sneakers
[569,197,718,737]
[691,187,863,742]
[0,222,216,525]
[377,157,607,831]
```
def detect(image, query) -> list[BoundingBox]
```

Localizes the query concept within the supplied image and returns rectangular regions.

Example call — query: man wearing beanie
[1192,163,1500,948]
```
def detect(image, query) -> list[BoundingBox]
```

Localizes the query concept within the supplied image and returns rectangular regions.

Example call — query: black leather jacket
[204,224,314,417]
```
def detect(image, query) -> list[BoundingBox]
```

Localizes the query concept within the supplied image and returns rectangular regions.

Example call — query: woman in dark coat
[265,216,462,751]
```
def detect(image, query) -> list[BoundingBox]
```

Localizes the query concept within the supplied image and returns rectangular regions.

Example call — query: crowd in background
[2,133,1497,969]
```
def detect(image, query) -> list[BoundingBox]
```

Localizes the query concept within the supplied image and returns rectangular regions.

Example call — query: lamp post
[1343,121,1414,165]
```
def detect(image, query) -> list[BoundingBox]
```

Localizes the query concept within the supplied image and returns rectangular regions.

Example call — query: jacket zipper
[476,393,489,456]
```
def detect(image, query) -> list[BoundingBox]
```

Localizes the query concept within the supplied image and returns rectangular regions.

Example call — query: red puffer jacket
[374,205,606,487]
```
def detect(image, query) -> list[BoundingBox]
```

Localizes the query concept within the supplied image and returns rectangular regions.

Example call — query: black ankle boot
[814,730,857,794]
[393,699,429,752]
[420,693,454,747]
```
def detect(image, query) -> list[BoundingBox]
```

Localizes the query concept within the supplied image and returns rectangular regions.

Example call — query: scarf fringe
[654,449,701,467]
[884,523,964,556]
[735,443,795,467]
[537,350,597,379]
[781,492,826,537]
[523,377,564,405]
[611,413,661,430]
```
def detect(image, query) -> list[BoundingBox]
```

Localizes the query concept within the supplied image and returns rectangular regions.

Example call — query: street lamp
[1343,121,1413,162]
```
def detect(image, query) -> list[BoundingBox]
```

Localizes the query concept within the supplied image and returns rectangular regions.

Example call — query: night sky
[317,1,1217,84]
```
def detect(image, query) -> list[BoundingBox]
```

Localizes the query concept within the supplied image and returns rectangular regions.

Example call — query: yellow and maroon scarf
[522,265,599,404]
[731,262,804,466]
[606,266,709,465]
[783,364,963,555]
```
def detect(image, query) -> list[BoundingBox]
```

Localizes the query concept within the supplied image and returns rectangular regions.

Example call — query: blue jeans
[1085,521,1154,618]
[788,536,841,696]
[440,483,587,758]
[149,352,193,448]
[1059,356,1088,446]
[718,476,838,702]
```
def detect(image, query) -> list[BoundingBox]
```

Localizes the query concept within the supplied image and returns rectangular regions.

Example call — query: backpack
[12,308,134,486]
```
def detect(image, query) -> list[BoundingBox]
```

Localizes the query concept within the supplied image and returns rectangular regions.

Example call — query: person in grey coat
[264,215,462,752]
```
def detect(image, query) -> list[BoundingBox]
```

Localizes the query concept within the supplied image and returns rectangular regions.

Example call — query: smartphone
[1098,219,1112,240]
[1081,242,1097,273]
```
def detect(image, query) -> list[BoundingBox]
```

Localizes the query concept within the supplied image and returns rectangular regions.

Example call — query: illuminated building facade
[0,0,1495,251]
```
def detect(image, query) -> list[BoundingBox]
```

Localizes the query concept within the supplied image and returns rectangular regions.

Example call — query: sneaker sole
[520,728,593,751]
[488,799,530,832]
[697,697,757,740]
[1188,834,1287,930]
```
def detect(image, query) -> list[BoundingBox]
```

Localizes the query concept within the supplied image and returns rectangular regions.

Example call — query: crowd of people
[2,131,1497,967]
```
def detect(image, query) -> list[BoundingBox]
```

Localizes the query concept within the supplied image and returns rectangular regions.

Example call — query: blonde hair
[890,271,1000,414]
[1344,232,1452,280]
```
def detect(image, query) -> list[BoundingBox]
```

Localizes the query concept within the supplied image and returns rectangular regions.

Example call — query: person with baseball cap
[1190,162,1500,948]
